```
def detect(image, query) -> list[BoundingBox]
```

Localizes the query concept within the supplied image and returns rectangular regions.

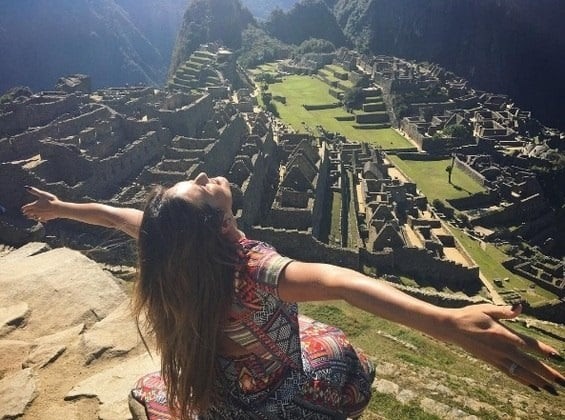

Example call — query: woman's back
[132,237,374,419]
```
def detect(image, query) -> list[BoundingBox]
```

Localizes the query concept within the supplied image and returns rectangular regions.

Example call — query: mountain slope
[332,0,565,129]
[0,0,186,92]
[169,0,255,76]
[264,0,348,47]
[240,0,298,20]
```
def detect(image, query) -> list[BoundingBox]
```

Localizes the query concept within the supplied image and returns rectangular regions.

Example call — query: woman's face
[167,172,233,214]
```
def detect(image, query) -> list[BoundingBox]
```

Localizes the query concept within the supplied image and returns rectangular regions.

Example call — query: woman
[22,174,564,419]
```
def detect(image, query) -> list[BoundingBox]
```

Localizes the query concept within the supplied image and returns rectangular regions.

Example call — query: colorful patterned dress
[130,238,375,419]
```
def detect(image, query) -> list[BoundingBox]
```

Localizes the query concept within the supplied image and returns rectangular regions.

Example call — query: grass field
[263,75,414,150]
[449,228,559,304]
[388,156,486,202]
[300,299,565,419]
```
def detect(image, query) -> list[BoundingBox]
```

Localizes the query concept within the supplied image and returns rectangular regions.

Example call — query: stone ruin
[1,45,563,320]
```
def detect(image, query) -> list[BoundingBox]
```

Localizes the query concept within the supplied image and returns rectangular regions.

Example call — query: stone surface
[35,323,85,345]
[23,343,66,369]
[420,397,451,417]
[396,388,417,404]
[66,354,160,420]
[0,368,38,419]
[0,247,126,338]
[0,241,50,262]
[0,245,151,419]
[81,301,141,365]
[0,301,30,337]
[0,339,33,372]
[374,378,400,395]
[375,361,398,377]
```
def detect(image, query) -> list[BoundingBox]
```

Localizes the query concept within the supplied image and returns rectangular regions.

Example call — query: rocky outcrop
[0,243,157,420]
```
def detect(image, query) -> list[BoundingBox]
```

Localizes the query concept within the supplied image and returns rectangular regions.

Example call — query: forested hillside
[0,0,186,91]
[2,0,563,129]
[169,0,255,76]
[330,0,565,129]
[240,0,298,20]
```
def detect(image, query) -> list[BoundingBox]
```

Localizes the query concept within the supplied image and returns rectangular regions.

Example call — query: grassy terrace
[449,228,559,304]
[387,156,486,202]
[300,300,564,419]
[264,75,413,150]
[388,155,558,304]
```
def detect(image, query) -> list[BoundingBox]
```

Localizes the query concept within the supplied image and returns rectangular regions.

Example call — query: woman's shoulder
[236,237,293,290]
[238,237,279,254]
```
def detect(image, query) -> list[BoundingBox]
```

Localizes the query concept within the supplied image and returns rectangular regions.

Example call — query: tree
[446,154,456,184]
[343,87,364,110]
[295,38,336,55]
[446,165,453,184]
[443,124,473,141]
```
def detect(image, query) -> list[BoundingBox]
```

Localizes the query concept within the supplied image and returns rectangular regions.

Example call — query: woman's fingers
[476,304,563,358]
[509,351,564,390]
[24,185,56,200]
[482,303,521,320]
[454,304,564,394]
[21,187,59,222]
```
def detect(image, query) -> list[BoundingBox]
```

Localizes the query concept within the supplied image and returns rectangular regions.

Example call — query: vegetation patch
[449,228,559,304]
[388,156,485,202]
[258,73,414,150]
[367,391,440,420]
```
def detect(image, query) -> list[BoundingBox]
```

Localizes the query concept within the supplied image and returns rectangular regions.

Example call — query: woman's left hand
[442,303,564,394]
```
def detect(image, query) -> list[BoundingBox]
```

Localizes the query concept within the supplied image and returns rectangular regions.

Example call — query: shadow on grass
[451,183,473,195]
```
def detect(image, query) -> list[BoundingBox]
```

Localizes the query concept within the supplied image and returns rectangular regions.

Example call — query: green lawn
[329,192,342,246]
[266,75,414,150]
[388,155,558,304]
[388,156,486,202]
[449,228,559,304]
[300,299,565,419]
[248,62,279,75]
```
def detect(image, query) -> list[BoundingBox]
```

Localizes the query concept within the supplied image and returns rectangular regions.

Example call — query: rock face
[0,243,155,420]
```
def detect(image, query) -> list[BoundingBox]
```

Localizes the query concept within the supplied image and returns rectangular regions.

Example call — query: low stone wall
[303,103,341,111]
[159,93,213,137]
[473,194,550,227]
[360,247,481,294]
[249,225,359,269]
[355,112,389,124]
[525,301,565,324]
[447,191,498,210]
[453,156,487,187]
[0,93,84,137]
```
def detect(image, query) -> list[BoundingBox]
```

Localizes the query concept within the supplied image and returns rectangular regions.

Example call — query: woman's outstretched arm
[21,186,142,239]
[279,261,565,394]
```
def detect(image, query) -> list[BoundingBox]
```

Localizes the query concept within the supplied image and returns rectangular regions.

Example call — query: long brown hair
[133,186,239,418]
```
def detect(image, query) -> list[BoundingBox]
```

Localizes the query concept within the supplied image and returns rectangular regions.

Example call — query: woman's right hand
[21,186,62,222]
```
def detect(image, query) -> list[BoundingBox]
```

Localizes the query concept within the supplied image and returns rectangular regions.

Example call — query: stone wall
[238,132,279,230]
[453,156,488,186]
[158,93,213,137]
[360,247,481,293]
[267,206,313,230]
[446,191,498,210]
[311,145,331,239]
[473,193,550,227]
[0,93,84,138]
[88,128,171,195]
[200,115,248,176]
[525,300,565,324]
[249,225,359,269]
